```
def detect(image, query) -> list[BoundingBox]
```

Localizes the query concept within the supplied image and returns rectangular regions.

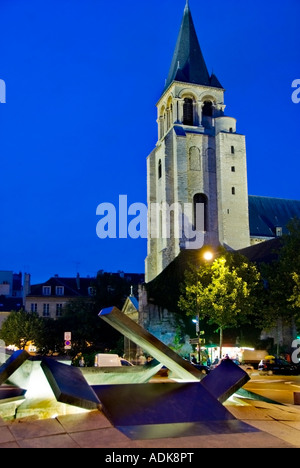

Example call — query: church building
[145,1,300,283]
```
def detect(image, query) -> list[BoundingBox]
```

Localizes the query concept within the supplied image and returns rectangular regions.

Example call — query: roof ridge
[249,194,300,203]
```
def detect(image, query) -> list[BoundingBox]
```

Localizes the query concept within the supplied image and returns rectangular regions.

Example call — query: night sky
[0,0,299,284]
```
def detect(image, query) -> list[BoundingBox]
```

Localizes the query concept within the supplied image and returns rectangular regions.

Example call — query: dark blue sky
[0,0,299,284]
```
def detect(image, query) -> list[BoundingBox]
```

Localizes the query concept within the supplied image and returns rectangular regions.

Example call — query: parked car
[258,357,300,375]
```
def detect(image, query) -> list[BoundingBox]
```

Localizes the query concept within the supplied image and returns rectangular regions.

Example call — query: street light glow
[203,251,214,261]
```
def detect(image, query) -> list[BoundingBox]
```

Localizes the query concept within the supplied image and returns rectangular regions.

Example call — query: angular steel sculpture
[201,358,250,403]
[99,307,202,382]
[92,381,235,426]
[41,358,101,410]
[0,350,30,386]
[0,386,26,403]
[81,361,163,385]
[96,306,257,439]
[92,381,258,440]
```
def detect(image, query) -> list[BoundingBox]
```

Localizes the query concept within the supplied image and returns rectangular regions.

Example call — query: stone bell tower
[145,1,250,283]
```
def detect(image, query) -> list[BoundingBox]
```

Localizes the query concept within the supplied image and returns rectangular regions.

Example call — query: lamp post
[192,249,214,364]
[192,316,201,364]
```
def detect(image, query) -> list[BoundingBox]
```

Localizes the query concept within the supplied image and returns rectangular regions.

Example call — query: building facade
[145,2,300,284]
[145,2,250,283]
[25,274,95,319]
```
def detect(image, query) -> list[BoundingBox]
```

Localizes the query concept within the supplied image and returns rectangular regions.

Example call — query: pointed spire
[164,1,223,91]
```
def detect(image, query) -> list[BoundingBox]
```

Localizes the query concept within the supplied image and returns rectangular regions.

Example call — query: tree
[290,273,300,309]
[31,272,134,357]
[178,253,262,358]
[259,218,300,349]
[0,310,44,350]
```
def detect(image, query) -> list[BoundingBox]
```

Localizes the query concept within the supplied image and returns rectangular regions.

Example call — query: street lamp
[192,249,214,363]
[203,250,214,262]
[192,316,201,364]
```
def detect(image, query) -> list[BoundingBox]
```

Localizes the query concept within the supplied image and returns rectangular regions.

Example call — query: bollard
[294,392,300,405]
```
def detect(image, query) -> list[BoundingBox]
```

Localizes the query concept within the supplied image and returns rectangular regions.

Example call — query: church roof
[164,1,223,92]
[129,296,139,310]
[249,195,300,238]
[238,238,282,265]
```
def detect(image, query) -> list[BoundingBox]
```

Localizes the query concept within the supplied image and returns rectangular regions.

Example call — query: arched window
[189,147,201,171]
[166,98,173,130]
[183,98,194,125]
[202,101,213,129]
[159,106,166,139]
[202,101,213,117]
[193,194,208,231]
[158,159,162,179]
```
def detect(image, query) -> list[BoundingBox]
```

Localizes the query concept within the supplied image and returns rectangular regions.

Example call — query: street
[244,373,300,405]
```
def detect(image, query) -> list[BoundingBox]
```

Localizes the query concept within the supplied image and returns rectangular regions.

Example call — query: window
[56,286,64,296]
[56,304,63,317]
[88,287,96,296]
[231,146,235,154]
[193,194,208,231]
[43,304,50,317]
[158,159,162,179]
[232,187,236,195]
[43,286,51,296]
[231,166,235,172]
[31,303,37,313]
[189,147,201,171]
[202,101,213,117]
[183,98,194,125]
[229,128,233,133]
[159,106,166,138]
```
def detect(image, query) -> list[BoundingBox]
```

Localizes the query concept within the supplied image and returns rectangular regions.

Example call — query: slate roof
[128,296,139,310]
[27,277,95,298]
[238,238,282,265]
[27,274,145,298]
[249,195,300,238]
[164,1,223,92]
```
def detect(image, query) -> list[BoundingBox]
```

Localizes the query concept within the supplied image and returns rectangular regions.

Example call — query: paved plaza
[1,396,300,449]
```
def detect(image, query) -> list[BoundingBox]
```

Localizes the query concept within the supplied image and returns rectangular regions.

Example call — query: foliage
[178,251,262,354]
[259,218,300,331]
[35,272,132,356]
[34,318,65,356]
[168,326,193,357]
[0,310,44,350]
[290,273,300,309]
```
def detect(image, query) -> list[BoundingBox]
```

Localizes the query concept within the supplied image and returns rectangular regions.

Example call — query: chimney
[23,273,31,296]
[23,273,31,311]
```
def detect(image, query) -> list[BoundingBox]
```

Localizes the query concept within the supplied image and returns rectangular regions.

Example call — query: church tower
[145,1,250,283]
